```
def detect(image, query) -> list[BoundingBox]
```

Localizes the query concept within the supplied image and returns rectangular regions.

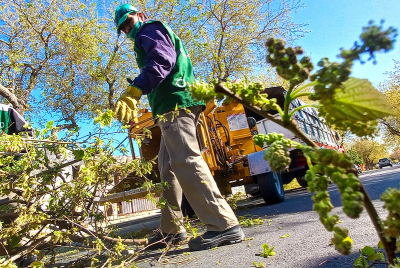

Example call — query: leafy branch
[189,21,399,265]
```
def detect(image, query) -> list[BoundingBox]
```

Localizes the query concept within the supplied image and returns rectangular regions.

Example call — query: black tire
[256,172,285,204]
[296,176,308,188]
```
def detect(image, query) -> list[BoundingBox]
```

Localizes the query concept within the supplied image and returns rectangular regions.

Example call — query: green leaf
[10,235,21,247]
[361,246,375,256]
[158,197,167,209]
[318,77,396,135]
[46,121,54,129]
[367,253,382,261]
[260,243,276,257]
[377,240,384,249]
[72,149,85,160]
[31,261,44,268]
[353,256,368,268]
[94,109,114,128]
[192,227,198,238]
[321,78,396,122]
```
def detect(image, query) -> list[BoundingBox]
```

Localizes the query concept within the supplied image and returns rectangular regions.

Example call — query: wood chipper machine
[123,86,340,205]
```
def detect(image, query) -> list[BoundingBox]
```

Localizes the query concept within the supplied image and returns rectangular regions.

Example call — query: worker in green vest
[113,4,244,251]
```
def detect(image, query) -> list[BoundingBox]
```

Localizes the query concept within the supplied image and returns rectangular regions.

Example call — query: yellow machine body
[213,101,262,156]
[125,100,263,195]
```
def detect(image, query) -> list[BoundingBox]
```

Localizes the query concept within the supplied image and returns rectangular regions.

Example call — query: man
[0,104,32,136]
[113,4,244,251]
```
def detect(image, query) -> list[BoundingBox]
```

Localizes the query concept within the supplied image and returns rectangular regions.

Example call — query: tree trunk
[0,84,24,114]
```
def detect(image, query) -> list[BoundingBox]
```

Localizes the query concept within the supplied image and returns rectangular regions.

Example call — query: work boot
[188,225,245,251]
[146,231,187,250]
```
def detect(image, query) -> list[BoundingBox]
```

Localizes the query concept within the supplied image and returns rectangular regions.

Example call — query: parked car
[378,158,392,169]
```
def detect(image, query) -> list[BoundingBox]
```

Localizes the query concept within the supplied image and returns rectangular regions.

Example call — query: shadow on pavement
[235,166,400,220]
[302,250,388,268]
[132,246,194,265]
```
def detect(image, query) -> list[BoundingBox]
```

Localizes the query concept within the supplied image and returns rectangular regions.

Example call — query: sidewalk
[107,210,162,235]
[107,209,161,226]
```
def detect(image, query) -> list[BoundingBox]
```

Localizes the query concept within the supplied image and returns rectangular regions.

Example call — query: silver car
[378,158,392,169]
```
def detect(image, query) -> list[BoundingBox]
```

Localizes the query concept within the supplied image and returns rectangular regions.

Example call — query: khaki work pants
[156,105,239,234]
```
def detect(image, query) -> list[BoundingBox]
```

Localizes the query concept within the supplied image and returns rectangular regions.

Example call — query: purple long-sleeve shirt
[132,21,177,95]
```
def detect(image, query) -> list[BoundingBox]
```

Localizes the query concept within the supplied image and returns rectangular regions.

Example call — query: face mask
[127,20,143,41]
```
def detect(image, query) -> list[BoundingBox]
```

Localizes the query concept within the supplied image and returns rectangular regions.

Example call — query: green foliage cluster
[307,149,364,255]
[238,216,266,227]
[309,20,397,95]
[254,133,293,172]
[258,134,359,255]
[381,187,400,248]
[0,121,154,267]
[189,80,279,112]
[264,140,291,172]
[188,21,399,264]
[264,23,396,134]
[265,38,313,88]
[308,21,397,136]
[353,245,386,268]
[226,192,248,211]
[253,133,285,147]
[347,148,364,166]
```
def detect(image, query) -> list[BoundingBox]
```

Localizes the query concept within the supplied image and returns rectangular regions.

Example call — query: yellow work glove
[114,85,142,124]
[125,84,143,100]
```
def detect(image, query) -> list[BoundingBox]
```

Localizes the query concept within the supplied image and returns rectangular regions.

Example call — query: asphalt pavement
[116,166,400,268]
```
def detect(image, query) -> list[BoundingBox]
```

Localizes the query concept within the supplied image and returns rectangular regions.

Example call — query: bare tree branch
[381,119,400,137]
[0,83,23,113]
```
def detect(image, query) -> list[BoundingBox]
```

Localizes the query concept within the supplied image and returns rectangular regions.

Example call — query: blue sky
[291,0,400,86]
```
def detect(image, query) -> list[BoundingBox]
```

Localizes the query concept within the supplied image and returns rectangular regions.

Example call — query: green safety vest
[133,21,204,118]
[0,104,10,134]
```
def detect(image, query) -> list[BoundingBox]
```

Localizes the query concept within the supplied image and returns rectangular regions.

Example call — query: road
[118,166,400,268]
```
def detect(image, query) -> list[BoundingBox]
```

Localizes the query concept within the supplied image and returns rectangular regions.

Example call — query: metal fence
[120,196,160,215]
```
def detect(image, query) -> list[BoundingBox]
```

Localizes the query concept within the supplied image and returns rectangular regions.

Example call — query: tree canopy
[0,0,307,131]
[0,0,139,131]
[380,60,400,147]
[351,139,389,170]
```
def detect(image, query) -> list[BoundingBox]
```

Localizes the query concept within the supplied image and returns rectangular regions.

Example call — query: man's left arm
[132,22,177,95]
